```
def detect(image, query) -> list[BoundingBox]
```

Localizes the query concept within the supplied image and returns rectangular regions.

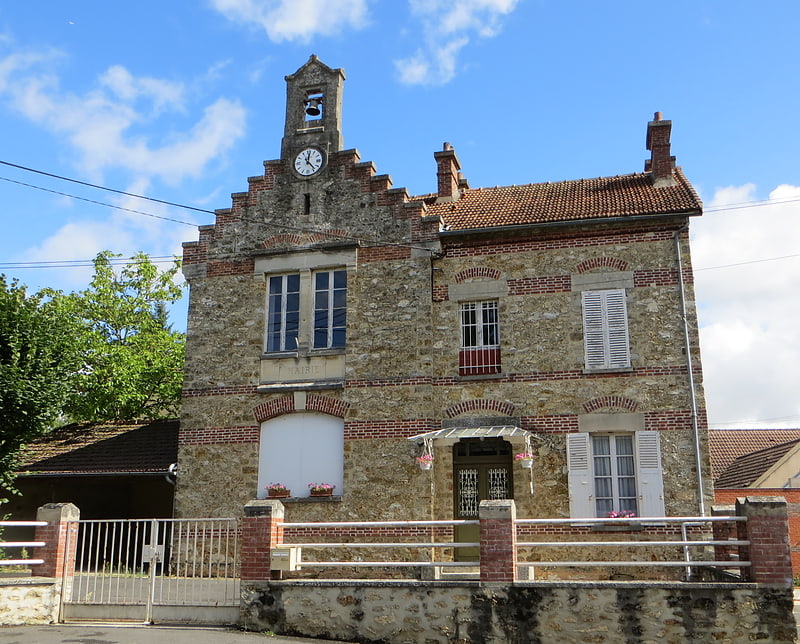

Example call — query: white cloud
[210,0,369,42]
[0,52,246,183]
[396,0,520,85]
[692,184,800,428]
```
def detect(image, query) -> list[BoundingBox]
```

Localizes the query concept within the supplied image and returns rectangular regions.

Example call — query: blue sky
[0,1,799,429]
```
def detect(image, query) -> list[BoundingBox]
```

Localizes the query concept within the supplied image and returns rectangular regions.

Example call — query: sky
[0,1,798,430]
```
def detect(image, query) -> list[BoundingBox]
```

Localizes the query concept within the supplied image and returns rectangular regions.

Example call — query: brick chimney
[645,112,677,187]
[434,142,462,201]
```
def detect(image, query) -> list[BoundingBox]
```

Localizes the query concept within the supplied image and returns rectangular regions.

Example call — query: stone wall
[0,578,60,625]
[240,580,797,643]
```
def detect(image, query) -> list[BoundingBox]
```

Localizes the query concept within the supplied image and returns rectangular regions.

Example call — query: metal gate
[62,518,240,624]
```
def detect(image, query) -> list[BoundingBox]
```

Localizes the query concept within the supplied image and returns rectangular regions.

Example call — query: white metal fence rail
[277,516,748,579]
[0,520,47,566]
[64,518,240,622]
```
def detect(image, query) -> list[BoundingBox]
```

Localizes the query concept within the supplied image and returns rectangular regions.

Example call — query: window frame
[567,431,665,519]
[459,300,501,376]
[265,273,301,353]
[312,269,347,350]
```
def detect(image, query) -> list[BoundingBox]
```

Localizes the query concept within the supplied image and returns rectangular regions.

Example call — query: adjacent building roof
[16,420,178,476]
[709,429,800,480]
[714,439,800,489]
[424,169,702,232]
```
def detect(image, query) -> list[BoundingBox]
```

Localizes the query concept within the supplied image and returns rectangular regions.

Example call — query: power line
[0,160,215,215]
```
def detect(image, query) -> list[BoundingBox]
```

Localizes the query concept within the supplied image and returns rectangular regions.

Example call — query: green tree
[0,278,82,499]
[64,251,185,422]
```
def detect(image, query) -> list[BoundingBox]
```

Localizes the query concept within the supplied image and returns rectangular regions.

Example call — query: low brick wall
[240,580,797,643]
[0,578,60,625]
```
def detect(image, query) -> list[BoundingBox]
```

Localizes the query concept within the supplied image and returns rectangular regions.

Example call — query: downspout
[673,224,706,516]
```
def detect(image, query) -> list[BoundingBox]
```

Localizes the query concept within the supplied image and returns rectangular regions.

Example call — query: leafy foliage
[0,277,82,499]
[63,251,185,422]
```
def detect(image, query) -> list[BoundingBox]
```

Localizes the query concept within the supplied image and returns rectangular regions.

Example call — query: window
[313,270,347,349]
[591,435,637,516]
[459,300,500,375]
[266,274,300,352]
[581,289,630,370]
[264,269,347,354]
[567,431,664,518]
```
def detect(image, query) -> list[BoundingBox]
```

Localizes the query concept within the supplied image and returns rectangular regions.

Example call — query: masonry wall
[240,581,796,643]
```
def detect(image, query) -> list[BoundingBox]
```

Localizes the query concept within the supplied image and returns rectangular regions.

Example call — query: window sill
[457,372,503,381]
[280,495,342,504]
[591,523,643,532]
[261,348,345,360]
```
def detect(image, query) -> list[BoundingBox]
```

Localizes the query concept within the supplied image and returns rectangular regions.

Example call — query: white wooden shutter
[581,289,630,369]
[567,433,595,518]
[635,431,665,517]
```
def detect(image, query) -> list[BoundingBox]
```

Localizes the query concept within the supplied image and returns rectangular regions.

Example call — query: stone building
[176,57,711,564]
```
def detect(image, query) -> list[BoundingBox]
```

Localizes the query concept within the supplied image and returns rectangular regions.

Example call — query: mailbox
[270,546,301,571]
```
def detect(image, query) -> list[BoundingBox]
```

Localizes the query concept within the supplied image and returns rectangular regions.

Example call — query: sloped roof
[17,420,178,476]
[708,429,800,479]
[714,439,800,489]
[423,169,701,232]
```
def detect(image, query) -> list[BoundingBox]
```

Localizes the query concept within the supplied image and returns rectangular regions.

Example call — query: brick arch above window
[575,257,630,274]
[254,396,295,422]
[253,393,350,422]
[445,399,517,419]
[454,267,503,283]
[262,229,349,249]
[582,396,639,414]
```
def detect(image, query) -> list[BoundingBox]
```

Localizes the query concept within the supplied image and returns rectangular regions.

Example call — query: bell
[305,98,322,117]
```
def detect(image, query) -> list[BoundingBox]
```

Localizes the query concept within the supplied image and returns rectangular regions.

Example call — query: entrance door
[453,438,513,561]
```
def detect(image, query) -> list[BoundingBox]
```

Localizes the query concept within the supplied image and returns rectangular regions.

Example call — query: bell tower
[280,55,346,178]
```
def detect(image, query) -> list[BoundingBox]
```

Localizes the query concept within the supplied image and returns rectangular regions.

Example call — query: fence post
[479,499,517,583]
[736,496,793,586]
[33,503,80,579]
[241,499,284,581]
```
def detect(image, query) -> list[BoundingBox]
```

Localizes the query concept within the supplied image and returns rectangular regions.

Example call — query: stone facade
[176,57,712,576]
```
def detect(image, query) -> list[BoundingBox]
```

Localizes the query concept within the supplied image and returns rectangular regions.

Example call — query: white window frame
[266,273,300,352]
[581,289,630,370]
[567,431,665,518]
[460,300,499,349]
[312,269,347,350]
[591,434,638,517]
[264,267,347,354]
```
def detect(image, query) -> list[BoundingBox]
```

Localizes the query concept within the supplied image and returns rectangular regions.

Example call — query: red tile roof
[17,420,178,476]
[421,168,702,231]
[709,429,800,481]
[714,439,800,489]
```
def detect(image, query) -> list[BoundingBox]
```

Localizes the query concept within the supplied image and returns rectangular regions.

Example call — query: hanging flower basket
[266,483,291,498]
[416,455,434,471]
[515,452,534,469]
[308,483,336,497]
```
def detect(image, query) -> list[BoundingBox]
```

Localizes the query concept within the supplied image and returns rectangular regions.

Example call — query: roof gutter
[16,471,173,478]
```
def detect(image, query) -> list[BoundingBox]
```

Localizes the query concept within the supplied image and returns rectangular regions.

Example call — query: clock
[294,147,324,176]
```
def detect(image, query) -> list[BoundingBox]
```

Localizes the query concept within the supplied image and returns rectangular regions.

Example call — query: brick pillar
[711,504,738,564]
[33,503,79,578]
[736,496,793,586]
[479,499,517,583]
[241,499,285,582]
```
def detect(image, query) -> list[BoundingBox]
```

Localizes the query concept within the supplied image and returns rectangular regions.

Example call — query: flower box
[267,489,291,498]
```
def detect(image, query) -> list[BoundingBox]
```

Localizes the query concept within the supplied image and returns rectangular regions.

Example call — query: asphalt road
[0,624,356,644]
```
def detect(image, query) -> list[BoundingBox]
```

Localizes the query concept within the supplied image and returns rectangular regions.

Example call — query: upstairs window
[313,270,347,349]
[264,268,347,354]
[459,300,500,376]
[581,289,630,370]
[266,274,300,352]
[591,434,638,517]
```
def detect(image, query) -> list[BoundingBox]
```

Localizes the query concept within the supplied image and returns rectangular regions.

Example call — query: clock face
[294,148,324,176]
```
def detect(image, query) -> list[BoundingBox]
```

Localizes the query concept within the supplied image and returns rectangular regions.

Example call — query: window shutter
[581,289,630,369]
[635,431,665,517]
[604,289,630,368]
[567,433,595,518]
